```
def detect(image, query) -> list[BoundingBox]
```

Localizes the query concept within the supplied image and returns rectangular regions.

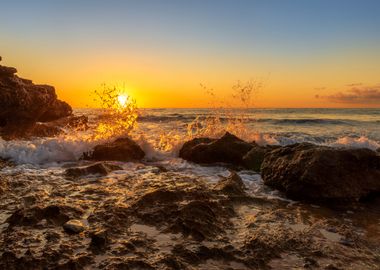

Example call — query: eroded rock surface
[261,143,380,202]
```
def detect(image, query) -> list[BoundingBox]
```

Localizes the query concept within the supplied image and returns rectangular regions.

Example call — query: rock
[179,132,253,166]
[261,143,380,202]
[0,66,17,76]
[63,219,86,233]
[90,229,108,248]
[50,115,89,130]
[214,171,246,196]
[6,205,84,227]
[0,61,72,136]
[65,162,122,178]
[37,99,73,122]
[242,144,281,172]
[0,115,88,140]
[83,137,145,161]
[0,122,62,140]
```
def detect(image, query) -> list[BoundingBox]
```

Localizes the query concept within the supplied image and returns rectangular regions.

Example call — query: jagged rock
[0,60,72,137]
[83,137,145,162]
[261,143,380,202]
[65,162,122,178]
[214,171,246,196]
[63,219,86,233]
[179,132,253,166]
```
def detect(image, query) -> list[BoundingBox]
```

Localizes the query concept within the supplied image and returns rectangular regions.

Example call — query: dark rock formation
[214,171,246,196]
[261,143,380,202]
[242,144,280,172]
[179,132,253,166]
[0,57,73,138]
[65,162,122,178]
[90,229,108,249]
[83,137,145,162]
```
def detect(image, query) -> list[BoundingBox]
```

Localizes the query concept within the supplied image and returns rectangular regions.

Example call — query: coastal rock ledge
[0,57,72,139]
[261,143,380,202]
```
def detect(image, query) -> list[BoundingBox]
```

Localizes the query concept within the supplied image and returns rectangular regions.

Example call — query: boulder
[63,219,86,233]
[179,132,253,166]
[0,58,72,136]
[214,171,246,196]
[83,137,145,162]
[65,162,122,178]
[242,144,280,172]
[261,143,380,202]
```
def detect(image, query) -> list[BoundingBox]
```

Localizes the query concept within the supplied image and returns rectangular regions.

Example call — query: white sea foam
[330,136,380,151]
[0,136,101,165]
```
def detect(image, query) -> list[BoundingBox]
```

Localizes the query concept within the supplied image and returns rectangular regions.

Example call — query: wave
[260,118,352,125]
[135,114,376,126]
[330,136,380,151]
[0,136,104,165]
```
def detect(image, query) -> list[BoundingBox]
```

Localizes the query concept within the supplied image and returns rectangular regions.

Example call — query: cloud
[317,84,380,105]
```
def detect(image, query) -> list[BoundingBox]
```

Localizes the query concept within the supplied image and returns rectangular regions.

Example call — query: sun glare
[117,94,128,108]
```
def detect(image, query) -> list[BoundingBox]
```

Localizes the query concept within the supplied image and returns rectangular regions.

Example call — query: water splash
[92,84,138,140]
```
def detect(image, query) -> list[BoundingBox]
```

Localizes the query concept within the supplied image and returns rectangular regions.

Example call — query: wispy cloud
[316,84,380,105]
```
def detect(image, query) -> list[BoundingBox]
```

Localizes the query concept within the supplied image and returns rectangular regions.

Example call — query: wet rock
[63,219,86,233]
[169,200,229,241]
[214,171,246,196]
[6,205,78,227]
[241,145,267,172]
[0,60,72,138]
[0,122,63,140]
[90,229,108,248]
[179,132,253,166]
[261,143,380,202]
[50,115,89,130]
[65,162,122,178]
[241,144,281,172]
[83,137,145,161]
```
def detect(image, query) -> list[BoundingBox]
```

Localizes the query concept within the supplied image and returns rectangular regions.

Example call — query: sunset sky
[1,0,380,108]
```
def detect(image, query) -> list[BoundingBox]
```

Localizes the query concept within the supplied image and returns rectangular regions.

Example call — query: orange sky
[2,47,379,109]
[1,1,380,108]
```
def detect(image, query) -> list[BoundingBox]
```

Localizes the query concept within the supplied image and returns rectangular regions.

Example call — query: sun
[117,94,128,107]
